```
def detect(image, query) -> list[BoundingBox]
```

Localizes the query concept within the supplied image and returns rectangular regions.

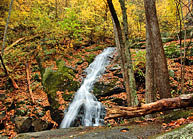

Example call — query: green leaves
[58,9,83,40]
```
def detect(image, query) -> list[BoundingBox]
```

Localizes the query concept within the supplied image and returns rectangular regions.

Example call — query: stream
[60,47,115,128]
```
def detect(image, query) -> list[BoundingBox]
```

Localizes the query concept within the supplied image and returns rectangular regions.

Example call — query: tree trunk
[144,0,171,101]
[145,29,156,103]
[55,0,58,19]
[1,0,14,56]
[65,0,68,7]
[0,54,8,76]
[105,93,193,120]
[119,0,138,106]
[0,0,18,89]
[107,0,132,106]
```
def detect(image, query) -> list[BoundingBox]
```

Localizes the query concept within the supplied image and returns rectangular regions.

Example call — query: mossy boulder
[93,82,114,96]
[93,78,119,97]
[42,61,80,110]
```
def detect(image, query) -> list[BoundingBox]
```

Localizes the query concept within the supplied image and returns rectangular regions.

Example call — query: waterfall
[60,47,115,128]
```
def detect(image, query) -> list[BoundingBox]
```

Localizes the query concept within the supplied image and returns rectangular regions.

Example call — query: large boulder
[42,61,80,124]
[14,117,32,133]
[42,61,80,110]
[14,116,51,133]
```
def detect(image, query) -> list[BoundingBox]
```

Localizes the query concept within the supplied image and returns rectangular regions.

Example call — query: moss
[93,78,118,96]
[42,61,80,109]
[62,93,73,101]
[152,123,193,139]
[85,54,96,64]
[159,108,193,123]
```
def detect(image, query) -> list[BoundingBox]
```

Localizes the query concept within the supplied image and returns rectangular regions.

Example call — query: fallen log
[105,93,193,119]
[26,62,35,103]
[5,35,40,52]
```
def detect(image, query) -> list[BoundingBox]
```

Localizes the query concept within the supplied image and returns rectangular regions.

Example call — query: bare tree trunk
[1,0,14,56]
[119,0,138,106]
[65,0,68,7]
[1,0,13,76]
[145,29,156,103]
[175,0,187,93]
[55,0,58,19]
[0,54,8,76]
[180,2,186,94]
[144,0,171,101]
[0,0,18,89]
[107,0,133,106]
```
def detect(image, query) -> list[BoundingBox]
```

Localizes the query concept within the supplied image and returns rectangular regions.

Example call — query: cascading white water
[60,47,115,128]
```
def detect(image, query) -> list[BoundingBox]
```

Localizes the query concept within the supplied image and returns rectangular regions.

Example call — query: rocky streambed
[15,123,162,139]
[13,122,193,139]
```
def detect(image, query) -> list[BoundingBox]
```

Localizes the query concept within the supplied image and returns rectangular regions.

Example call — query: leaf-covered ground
[0,38,193,138]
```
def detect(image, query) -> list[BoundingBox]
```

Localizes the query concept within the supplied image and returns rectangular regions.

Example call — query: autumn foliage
[0,0,193,138]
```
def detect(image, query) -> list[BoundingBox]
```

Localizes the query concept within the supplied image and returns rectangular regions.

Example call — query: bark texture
[144,0,171,102]
[119,0,138,106]
[105,93,193,120]
[107,0,136,106]
[2,0,14,55]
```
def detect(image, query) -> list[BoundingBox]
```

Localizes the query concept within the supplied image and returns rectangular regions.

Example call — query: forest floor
[0,38,193,138]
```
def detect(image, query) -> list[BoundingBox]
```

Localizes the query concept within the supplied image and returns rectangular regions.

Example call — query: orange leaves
[168,118,186,127]
[162,115,193,132]
[111,93,127,100]
[187,116,193,120]
[0,110,17,138]
[41,110,58,129]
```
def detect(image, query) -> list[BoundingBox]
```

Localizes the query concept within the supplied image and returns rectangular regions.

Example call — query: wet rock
[14,116,32,133]
[31,119,49,132]
[93,82,115,96]
[114,73,123,78]
[63,103,106,127]
[109,64,121,72]
[97,87,125,98]
[16,123,163,139]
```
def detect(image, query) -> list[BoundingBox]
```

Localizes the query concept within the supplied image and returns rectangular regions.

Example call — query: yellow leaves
[37,45,42,51]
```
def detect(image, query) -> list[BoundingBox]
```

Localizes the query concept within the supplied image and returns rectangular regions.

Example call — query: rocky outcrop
[154,123,193,139]
[14,116,52,133]
[41,61,80,123]
[15,123,163,139]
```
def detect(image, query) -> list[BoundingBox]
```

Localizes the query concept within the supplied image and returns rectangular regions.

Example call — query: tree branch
[105,93,193,120]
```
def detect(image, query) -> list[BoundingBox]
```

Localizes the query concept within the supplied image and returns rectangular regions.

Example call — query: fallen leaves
[162,116,193,132]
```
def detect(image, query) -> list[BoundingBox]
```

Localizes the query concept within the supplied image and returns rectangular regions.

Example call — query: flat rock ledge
[15,123,162,139]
